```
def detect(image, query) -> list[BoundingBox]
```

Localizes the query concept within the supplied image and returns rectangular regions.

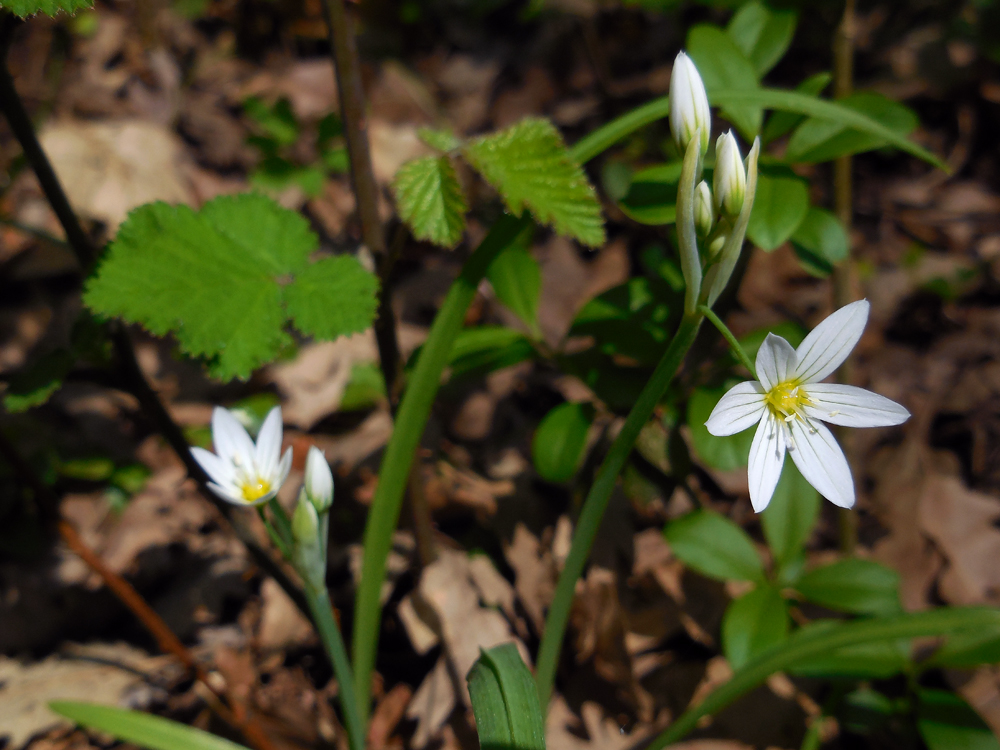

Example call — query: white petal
[190,446,236,486]
[786,419,855,508]
[276,446,293,488]
[755,334,797,391]
[794,300,869,383]
[206,481,247,506]
[802,384,911,428]
[212,407,257,468]
[705,381,766,436]
[747,411,787,512]
[255,406,284,480]
[305,445,334,507]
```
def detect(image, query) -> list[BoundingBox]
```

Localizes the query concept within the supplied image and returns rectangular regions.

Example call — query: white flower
[694,180,714,237]
[670,51,711,156]
[705,300,910,512]
[713,131,746,218]
[304,445,334,513]
[192,406,293,506]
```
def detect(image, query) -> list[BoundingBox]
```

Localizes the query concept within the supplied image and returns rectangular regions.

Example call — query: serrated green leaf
[726,1,797,77]
[463,118,605,247]
[722,584,790,669]
[49,702,250,750]
[687,24,762,138]
[747,172,809,250]
[487,244,541,335]
[467,644,546,750]
[665,509,764,583]
[785,91,919,164]
[761,461,819,571]
[687,386,754,470]
[532,402,593,483]
[794,558,902,617]
[1,0,92,17]
[791,206,849,277]
[393,156,468,248]
[918,689,1000,750]
[283,255,379,340]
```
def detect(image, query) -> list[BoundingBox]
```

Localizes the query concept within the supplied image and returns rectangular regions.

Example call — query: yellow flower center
[764,380,811,421]
[240,478,272,502]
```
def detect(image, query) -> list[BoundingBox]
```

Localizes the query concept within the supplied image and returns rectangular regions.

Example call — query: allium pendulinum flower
[705,301,910,512]
[192,406,292,506]
[670,51,711,156]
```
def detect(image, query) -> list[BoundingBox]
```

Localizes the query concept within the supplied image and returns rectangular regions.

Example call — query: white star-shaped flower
[705,300,910,512]
[191,405,292,506]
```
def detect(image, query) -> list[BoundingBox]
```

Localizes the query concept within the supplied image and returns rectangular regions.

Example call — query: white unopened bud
[304,445,333,513]
[670,52,711,156]
[694,181,714,238]
[714,131,746,218]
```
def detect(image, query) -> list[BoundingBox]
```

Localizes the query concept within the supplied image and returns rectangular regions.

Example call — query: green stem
[697,305,757,380]
[534,312,703,707]
[305,584,366,750]
[257,506,292,559]
[646,607,1000,749]
[352,214,530,720]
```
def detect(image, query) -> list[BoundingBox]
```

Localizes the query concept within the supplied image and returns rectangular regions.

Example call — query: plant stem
[534,312,703,708]
[352,213,530,719]
[0,25,310,619]
[320,0,401,400]
[698,305,757,380]
[305,584,366,750]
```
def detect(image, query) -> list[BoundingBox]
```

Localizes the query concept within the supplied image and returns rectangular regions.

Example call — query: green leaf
[761,461,819,572]
[467,644,546,750]
[925,626,1000,669]
[463,118,605,247]
[687,24,762,138]
[243,97,299,147]
[711,87,945,170]
[664,509,764,583]
[418,127,462,153]
[49,702,250,750]
[761,73,831,144]
[0,0,92,17]
[447,326,536,380]
[790,635,911,679]
[785,91,919,164]
[747,172,809,250]
[340,362,388,411]
[487,244,541,336]
[2,349,75,412]
[532,402,593,483]
[722,584,790,669]
[790,206,849,277]
[687,386,754,471]
[618,162,681,226]
[794,558,902,617]
[283,255,380,340]
[84,194,377,381]
[727,1,797,77]
[738,321,805,362]
[918,689,1000,750]
[393,156,468,248]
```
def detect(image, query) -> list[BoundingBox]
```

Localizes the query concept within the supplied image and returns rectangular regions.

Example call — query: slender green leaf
[790,206,849,277]
[687,386,753,470]
[722,584,790,669]
[918,689,1000,750]
[790,635,911,679]
[463,118,605,247]
[925,627,1000,669]
[727,1,797,77]
[488,244,542,336]
[393,156,468,248]
[761,73,831,144]
[448,326,536,380]
[794,558,902,616]
[49,702,250,750]
[747,172,809,250]
[664,509,764,583]
[1,0,91,17]
[532,402,593,483]
[687,24,762,138]
[761,461,819,571]
[467,644,546,750]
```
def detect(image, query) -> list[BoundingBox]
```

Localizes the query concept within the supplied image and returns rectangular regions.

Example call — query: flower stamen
[240,477,272,502]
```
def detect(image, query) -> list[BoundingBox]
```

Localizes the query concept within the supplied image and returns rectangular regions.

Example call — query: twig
[320,0,402,400]
[0,429,277,750]
[832,0,857,553]
[0,14,310,616]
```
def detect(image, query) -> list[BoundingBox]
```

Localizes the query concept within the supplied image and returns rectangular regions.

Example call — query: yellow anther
[764,381,810,419]
[240,478,272,502]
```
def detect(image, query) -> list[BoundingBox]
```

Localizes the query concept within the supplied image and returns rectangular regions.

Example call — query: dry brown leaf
[504,524,558,635]
[256,578,315,652]
[546,696,659,750]
[406,657,455,750]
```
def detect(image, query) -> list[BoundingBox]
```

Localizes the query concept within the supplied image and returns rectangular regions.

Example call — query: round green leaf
[664,509,764,583]
[532,402,593,483]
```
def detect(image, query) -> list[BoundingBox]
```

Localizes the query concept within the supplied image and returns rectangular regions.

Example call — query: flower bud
[304,445,334,514]
[292,490,320,546]
[694,181,714,238]
[669,52,711,157]
[713,131,746,218]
